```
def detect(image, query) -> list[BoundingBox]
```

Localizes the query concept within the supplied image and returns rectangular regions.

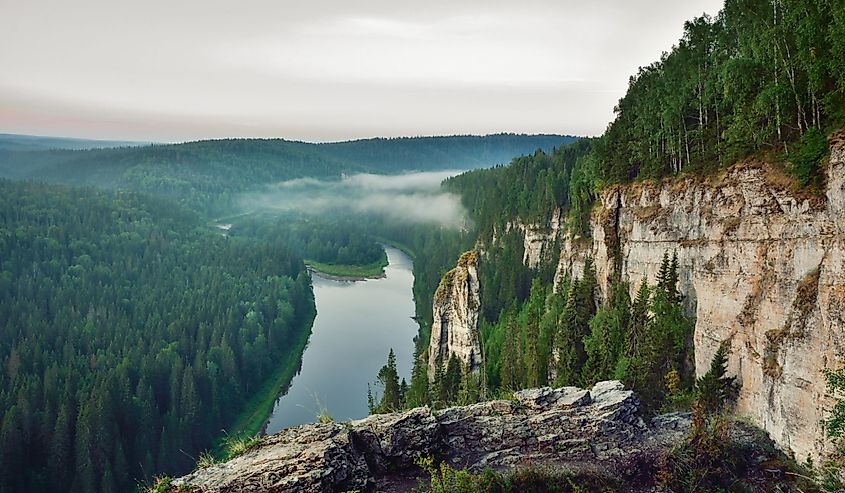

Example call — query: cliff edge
[171,381,687,492]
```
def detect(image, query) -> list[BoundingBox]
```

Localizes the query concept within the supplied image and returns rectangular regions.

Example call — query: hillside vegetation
[0,181,315,492]
[0,134,577,215]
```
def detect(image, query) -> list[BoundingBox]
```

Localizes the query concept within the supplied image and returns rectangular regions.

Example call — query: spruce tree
[376,349,401,412]
[405,352,429,409]
[694,341,738,415]
[443,355,462,404]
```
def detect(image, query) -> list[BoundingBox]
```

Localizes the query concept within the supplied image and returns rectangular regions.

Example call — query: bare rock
[172,381,689,493]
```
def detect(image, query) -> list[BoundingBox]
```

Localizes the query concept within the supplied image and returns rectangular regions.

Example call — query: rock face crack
[173,381,690,493]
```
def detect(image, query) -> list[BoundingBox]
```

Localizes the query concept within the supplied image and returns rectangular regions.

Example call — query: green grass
[223,435,264,460]
[306,250,388,279]
[211,310,315,457]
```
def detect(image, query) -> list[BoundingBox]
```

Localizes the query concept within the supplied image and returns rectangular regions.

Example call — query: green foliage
[195,451,216,470]
[581,282,630,386]
[694,342,739,415]
[0,180,315,492]
[234,213,387,269]
[414,455,619,493]
[223,435,263,460]
[659,415,748,492]
[825,363,845,443]
[372,349,403,413]
[0,135,577,216]
[145,476,174,493]
[445,139,595,239]
[600,2,842,185]
[554,260,598,386]
[791,127,830,188]
[405,354,431,409]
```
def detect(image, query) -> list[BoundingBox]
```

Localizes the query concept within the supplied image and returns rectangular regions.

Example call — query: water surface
[264,246,417,434]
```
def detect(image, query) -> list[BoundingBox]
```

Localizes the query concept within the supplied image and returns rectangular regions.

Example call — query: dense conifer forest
[0,134,576,215]
[0,181,315,492]
[4,0,845,490]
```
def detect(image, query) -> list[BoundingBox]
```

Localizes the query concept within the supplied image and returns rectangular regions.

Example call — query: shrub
[791,128,829,189]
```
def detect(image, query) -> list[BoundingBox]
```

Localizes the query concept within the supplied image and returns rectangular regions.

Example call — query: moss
[457,250,478,268]
[793,268,821,333]
[763,268,821,379]
[633,204,662,223]
[722,216,741,236]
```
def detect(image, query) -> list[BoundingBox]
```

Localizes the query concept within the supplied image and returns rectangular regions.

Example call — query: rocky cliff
[498,133,845,462]
[171,381,689,492]
[428,251,483,381]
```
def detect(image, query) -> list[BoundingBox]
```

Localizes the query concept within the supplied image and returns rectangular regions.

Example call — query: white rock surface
[543,133,845,461]
[428,251,483,381]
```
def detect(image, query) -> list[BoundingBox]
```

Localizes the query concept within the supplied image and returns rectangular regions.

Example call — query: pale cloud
[240,170,467,228]
[0,0,725,142]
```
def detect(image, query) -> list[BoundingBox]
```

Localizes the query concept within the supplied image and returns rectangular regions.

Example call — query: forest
[4,0,845,490]
[232,214,387,269]
[0,134,576,215]
[600,0,844,184]
[0,181,315,492]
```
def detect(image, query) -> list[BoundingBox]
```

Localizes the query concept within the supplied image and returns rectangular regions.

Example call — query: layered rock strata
[172,381,688,493]
[496,133,845,461]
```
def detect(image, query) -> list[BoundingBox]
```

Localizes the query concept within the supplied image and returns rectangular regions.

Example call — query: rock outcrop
[172,381,689,493]
[506,133,845,462]
[428,251,483,381]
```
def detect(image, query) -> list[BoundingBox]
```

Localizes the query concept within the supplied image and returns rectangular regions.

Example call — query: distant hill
[0,133,578,214]
[0,133,145,152]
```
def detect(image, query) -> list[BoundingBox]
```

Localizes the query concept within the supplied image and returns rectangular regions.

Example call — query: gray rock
[172,381,691,493]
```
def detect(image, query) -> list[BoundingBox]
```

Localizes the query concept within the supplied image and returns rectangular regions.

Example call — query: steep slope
[442,132,845,461]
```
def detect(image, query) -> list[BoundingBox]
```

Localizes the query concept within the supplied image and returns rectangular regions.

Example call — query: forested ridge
[0,134,577,215]
[0,180,315,492]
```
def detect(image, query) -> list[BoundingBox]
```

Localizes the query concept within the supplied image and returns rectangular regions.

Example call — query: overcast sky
[0,0,723,143]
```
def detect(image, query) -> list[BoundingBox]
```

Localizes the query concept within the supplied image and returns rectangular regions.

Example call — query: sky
[0,0,724,143]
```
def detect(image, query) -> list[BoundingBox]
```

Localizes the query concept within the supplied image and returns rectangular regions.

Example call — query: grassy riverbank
[305,249,388,279]
[212,306,316,456]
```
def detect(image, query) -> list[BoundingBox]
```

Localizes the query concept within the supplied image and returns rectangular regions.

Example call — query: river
[263,245,418,434]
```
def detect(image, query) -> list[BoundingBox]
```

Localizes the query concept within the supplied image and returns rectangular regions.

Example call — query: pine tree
[581,281,630,385]
[554,282,580,386]
[443,355,462,404]
[376,349,401,412]
[500,314,523,391]
[656,251,671,295]
[405,354,429,409]
[524,288,542,388]
[367,384,376,414]
[694,341,738,415]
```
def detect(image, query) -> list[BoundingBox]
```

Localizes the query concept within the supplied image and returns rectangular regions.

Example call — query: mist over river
[263,246,417,434]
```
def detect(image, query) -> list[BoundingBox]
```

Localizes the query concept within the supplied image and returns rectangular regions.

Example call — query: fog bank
[239,170,467,228]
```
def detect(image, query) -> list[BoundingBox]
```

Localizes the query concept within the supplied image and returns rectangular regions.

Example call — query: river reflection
[263,246,417,434]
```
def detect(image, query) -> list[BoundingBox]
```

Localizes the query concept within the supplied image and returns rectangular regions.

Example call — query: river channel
[263,245,417,434]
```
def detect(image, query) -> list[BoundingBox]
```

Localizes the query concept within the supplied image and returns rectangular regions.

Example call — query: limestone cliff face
[542,133,845,461]
[428,251,482,381]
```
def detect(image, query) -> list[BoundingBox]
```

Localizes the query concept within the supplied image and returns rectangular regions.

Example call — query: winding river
[263,246,417,434]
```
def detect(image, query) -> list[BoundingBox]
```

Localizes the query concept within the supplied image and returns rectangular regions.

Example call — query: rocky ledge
[172,381,691,492]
